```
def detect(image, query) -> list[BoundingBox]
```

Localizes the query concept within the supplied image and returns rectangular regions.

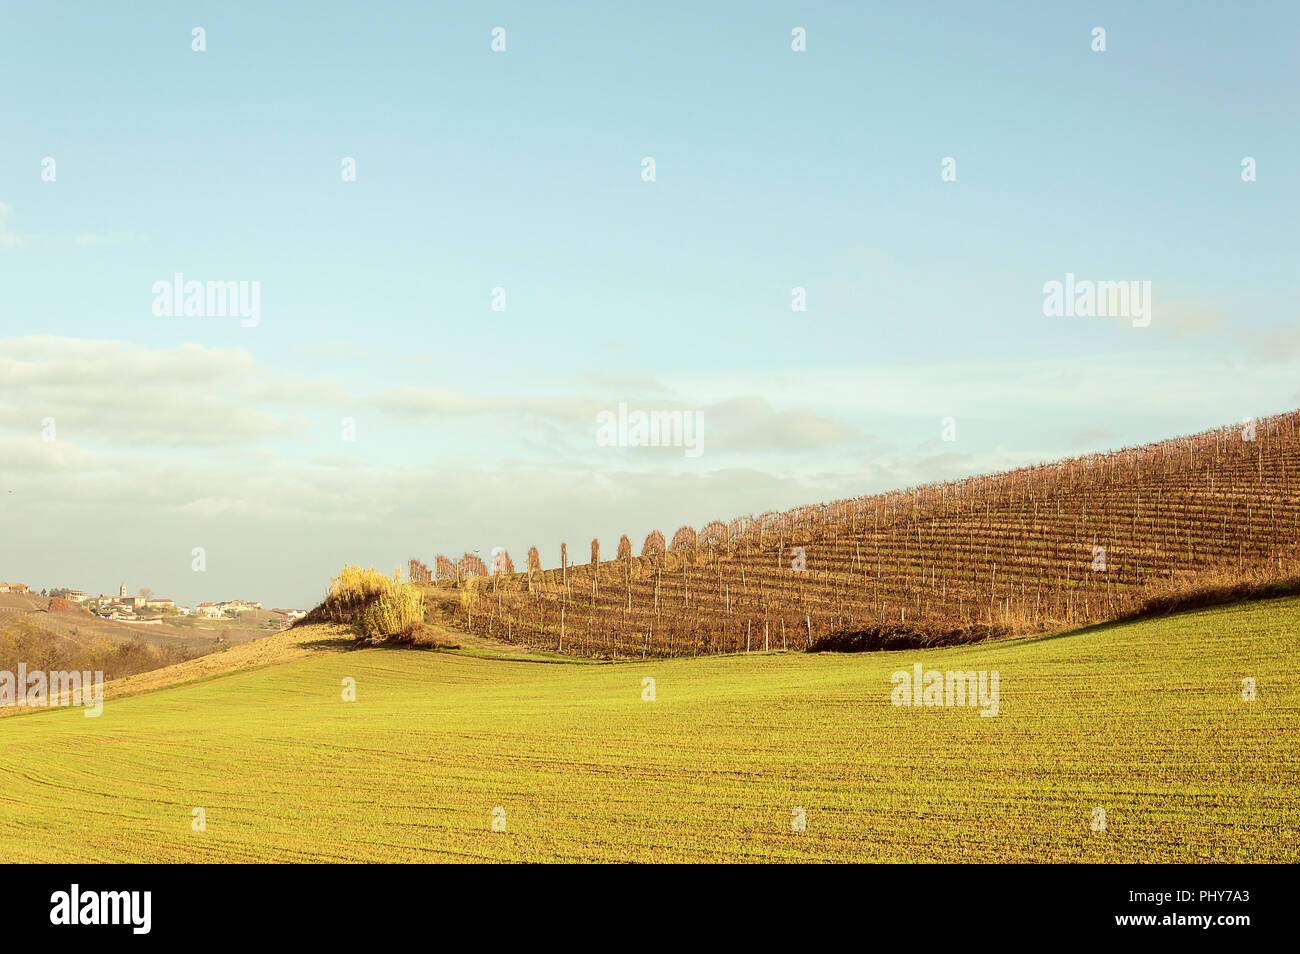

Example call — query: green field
[0,597,1296,862]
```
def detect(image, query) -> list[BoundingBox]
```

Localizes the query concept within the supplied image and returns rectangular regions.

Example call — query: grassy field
[0,597,1295,862]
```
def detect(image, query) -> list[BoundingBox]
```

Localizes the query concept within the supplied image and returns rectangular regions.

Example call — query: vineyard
[413,412,1300,657]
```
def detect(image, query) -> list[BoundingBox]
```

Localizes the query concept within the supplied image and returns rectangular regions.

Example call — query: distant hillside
[0,596,286,682]
[0,591,45,624]
[420,411,1300,657]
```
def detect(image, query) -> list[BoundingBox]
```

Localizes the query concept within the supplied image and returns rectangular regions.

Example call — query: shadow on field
[1000,587,1300,651]
[296,633,368,652]
[812,577,1300,653]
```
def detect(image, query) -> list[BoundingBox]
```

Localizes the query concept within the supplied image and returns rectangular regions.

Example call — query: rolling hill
[0,596,1294,862]
[3,416,1296,863]
[0,593,289,685]
[423,411,1300,657]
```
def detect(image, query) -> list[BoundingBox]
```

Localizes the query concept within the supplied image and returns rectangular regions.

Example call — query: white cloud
[2,334,1293,608]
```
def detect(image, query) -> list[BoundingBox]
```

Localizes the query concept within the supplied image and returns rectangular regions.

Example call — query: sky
[2,1,1298,609]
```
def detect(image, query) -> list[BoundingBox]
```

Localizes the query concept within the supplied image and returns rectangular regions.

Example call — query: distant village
[0,580,305,625]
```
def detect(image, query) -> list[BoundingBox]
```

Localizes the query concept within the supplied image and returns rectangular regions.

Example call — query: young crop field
[429,411,1300,658]
[0,596,1295,863]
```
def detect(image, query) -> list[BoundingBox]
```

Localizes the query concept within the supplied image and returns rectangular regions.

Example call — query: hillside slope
[430,411,1300,657]
[0,592,280,654]
[0,596,1295,862]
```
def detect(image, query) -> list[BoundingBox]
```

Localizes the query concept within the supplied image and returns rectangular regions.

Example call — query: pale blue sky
[2,1,1298,607]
